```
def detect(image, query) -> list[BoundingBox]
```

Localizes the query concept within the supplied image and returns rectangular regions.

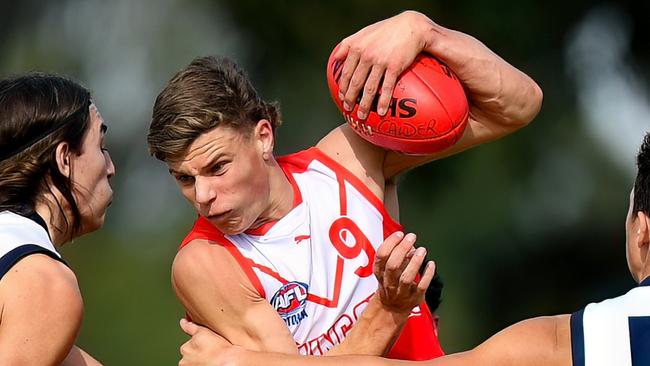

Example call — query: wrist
[371,291,413,320]
[221,345,247,366]
[400,11,439,54]
[421,20,452,61]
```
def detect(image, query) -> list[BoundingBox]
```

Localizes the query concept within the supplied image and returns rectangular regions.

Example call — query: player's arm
[319,11,542,190]
[61,345,103,366]
[172,239,298,353]
[180,315,571,366]
[0,254,85,365]
[420,315,573,366]
[381,10,543,178]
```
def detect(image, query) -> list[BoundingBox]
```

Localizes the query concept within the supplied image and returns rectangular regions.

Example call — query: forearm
[0,342,73,366]
[326,295,409,356]
[230,349,410,366]
[410,10,542,125]
[62,345,103,366]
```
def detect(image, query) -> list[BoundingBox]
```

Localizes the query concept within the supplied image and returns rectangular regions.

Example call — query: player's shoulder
[316,124,386,194]
[581,286,646,317]
[1,253,78,290]
[174,238,233,278]
[0,253,82,314]
[173,238,254,293]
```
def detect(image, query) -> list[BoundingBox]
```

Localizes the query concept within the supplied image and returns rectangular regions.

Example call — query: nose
[104,150,116,179]
[194,176,216,206]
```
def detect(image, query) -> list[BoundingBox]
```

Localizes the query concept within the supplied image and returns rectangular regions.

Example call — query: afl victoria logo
[271,281,310,326]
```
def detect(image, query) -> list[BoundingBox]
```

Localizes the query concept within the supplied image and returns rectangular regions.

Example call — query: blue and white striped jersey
[571,278,650,366]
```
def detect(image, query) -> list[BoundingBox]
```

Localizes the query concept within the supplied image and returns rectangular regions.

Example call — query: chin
[81,219,104,236]
[213,217,252,236]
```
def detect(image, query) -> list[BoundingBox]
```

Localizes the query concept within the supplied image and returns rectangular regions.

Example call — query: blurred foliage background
[1,0,649,364]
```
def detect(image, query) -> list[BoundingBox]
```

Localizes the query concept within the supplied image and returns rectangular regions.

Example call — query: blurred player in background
[0,74,114,365]
[181,131,650,366]
[147,10,541,361]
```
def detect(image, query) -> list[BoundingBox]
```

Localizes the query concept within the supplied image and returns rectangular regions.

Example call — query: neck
[640,266,650,285]
[34,198,72,248]
[251,160,294,229]
[637,245,650,284]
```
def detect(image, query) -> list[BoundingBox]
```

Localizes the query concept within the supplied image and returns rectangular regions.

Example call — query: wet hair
[634,132,650,215]
[0,73,92,236]
[148,55,281,162]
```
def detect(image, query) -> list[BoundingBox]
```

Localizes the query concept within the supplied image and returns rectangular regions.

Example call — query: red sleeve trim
[180,217,267,298]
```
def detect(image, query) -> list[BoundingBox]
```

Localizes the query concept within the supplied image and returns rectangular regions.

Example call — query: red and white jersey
[181,147,444,360]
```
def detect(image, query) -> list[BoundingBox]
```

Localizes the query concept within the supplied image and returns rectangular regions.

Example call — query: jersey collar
[639,277,650,287]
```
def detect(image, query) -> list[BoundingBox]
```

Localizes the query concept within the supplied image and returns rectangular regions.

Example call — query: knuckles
[385,262,401,272]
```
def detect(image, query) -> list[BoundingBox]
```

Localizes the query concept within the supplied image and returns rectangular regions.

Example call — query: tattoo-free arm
[180,315,571,366]
[172,239,298,354]
[322,11,543,186]
[62,346,103,366]
[0,255,85,366]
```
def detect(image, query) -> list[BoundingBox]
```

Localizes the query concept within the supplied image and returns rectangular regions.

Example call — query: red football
[327,49,469,155]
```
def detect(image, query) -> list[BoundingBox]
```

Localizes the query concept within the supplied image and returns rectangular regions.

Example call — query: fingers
[331,40,350,61]
[374,231,405,283]
[383,233,417,290]
[337,50,360,109]
[416,261,436,294]
[399,247,427,285]
[377,68,400,116]
[179,318,198,336]
[356,65,386,120]
[342,58,373,115]
[180,340,190,356]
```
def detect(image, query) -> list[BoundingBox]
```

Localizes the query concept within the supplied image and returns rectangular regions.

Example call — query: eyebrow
[168,152,227,176]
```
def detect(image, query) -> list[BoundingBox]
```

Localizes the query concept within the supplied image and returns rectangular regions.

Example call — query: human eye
[210,161,229,175]
[175,174,194,185]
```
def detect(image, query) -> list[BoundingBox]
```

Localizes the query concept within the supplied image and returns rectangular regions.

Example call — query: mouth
[207,210,232,221]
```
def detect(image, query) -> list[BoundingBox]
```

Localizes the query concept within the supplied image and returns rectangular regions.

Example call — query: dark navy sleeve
[0,244,67,279]
[570,308,585,366]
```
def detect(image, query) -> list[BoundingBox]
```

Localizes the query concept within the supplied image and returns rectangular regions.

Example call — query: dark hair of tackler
[0,101,90,162]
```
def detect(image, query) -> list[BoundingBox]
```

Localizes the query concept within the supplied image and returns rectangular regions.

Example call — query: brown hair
[0,73,92,236]
[634,132,650,215]
[148,56,282,162]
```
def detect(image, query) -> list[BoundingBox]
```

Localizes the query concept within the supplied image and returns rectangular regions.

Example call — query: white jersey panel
[572,283,650,366]
[225,156,394,354]
[0,211,59,259]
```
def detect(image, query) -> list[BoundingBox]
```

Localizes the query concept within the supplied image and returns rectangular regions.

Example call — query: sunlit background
[1,0,649,364]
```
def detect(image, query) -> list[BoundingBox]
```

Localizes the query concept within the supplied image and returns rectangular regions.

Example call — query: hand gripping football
[327,50,469,155]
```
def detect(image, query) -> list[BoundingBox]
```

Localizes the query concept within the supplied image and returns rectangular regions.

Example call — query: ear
[55,142,72,178]
[637,211,649,248]
[254,119,275,159]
